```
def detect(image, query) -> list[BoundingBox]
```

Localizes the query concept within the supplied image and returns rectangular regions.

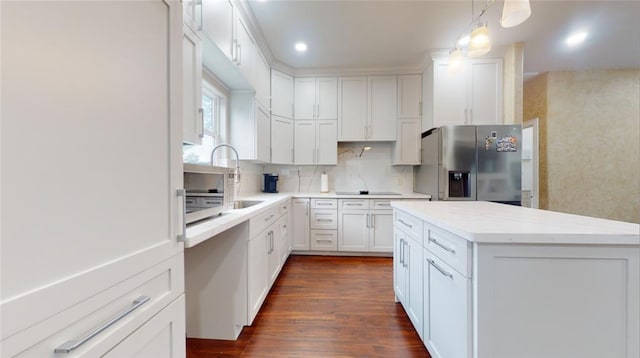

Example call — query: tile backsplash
[238,142,414,195]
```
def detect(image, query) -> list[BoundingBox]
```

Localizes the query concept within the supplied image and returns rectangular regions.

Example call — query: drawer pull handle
[377,203,390,206]
[398,219,412,229]
[316,239,333,243]
[346,203,362,206]
[317,219,333,222]
[429,237,456,254]
[264,214,275,222]
[427,259,453,279]
[54,296,151,354]
[317,202,332,206]
[315,233,333,236]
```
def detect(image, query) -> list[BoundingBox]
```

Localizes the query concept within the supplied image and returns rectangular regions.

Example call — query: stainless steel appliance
[414,125,522,205]
[183,163,234,223]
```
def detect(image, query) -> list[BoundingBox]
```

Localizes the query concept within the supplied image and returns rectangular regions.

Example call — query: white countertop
[391,201,640,245]
[185,192,431,248]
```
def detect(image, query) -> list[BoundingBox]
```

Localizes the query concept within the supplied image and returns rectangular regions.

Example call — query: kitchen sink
[232,200,263,209]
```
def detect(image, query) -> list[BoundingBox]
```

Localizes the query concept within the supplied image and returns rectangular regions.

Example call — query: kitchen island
[391,200,639,358]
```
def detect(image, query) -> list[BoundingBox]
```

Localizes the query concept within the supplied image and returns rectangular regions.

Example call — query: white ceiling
[246,0,640,73]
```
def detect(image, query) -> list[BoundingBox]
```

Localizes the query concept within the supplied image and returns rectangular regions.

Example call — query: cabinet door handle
[427,258,454,279]
[398,219,412,229]
[197,0,203,31]
[237,44,242,66]
[403,240,409,268]
[399,238,404,265]
[429,236,456,254]
[54,296,151,354]
[198,107,204,138]
[366,213,370,228]
[177,189,186,241]
[305,201,309,216]
[371,214,375,228]
[469,108,473,123]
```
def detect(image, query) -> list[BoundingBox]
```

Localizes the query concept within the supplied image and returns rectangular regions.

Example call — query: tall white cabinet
[1,1,185,356]
[393,74,422,165]
[424,58,503,129]
[182,25,203,145]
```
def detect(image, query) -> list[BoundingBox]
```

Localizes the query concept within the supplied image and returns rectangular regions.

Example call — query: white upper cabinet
[230,92,270,162]
[183,25,203,145]
[426,58,503,129]
[368,75,397,141]
[201,0,234,60]
[338,76,368,140]
[271,115,294,164]
[254,50,271,110]
[295,77,338,120]
[398,74,422,118]
[235,15,254,85]
[294,120,337,165]
[271,70,294,118]
[338,75,397,141]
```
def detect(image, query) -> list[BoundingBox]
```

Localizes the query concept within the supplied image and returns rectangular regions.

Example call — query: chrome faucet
[210,144,240,183]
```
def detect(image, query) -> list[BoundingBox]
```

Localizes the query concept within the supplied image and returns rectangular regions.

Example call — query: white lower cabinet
[394,229,424,339]
[423,249,471,358]
[338,199,393,252]
[291,198,310,250]
[104,295,186,358]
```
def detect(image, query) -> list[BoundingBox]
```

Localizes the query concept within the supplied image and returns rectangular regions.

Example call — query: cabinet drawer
[250,207,279,237]
[372,199,392,209]
[310,209,338,229]
[424,223,472,278]
[200,197,223,208]
[394,210,423,243]
[339,199,369,210]
[5,254,184,357]
[310,230,338,251]
[311,198,337,209]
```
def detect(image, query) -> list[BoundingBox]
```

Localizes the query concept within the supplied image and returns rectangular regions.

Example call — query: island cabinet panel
[392,201,639,358]
[474,244,640,358]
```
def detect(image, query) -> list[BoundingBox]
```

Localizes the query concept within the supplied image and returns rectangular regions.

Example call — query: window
[183,78,228,165]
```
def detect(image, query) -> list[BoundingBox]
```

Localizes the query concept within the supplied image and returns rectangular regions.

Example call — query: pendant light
[468,21,491,57]
[500,0,531,28]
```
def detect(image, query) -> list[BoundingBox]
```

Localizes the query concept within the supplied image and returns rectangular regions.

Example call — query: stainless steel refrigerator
[414,125,522,205]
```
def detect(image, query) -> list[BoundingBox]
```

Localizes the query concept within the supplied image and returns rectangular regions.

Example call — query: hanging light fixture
[500,0,531,28]
[448,48,464,73]
[468,21,491,57]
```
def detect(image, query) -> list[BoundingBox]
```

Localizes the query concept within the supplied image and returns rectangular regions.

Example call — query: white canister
[320,172,329,193]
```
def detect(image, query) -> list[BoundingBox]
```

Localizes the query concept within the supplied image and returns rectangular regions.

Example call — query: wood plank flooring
[187,255,431,357]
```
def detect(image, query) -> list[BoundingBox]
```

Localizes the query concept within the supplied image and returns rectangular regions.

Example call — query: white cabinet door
[406,236,424,339]
[256,105,271,163]
[267,227,280,286]
[104,296,186,358]
[369,210,394,252]
[2,1,184,351]
[316,77,338,120]
[235,15,254,86]
[338,210,369,252]
[468,59,503,125]
[433,59,467,127]
[247,230,269,324]
[316,120,337,165]
[394,232,407,303]
[255,50,271,110]
[368,75,397,141]
[294,77,316,120]
[272,70,294,118]
[201,0,234,60]
[271,115,294,164]
[338,76,367,140]
[294,120,316,165]
[423,249,472,358]
[182,0,200,33]
[392,120,421,165]
[291,199,310,250]
[398,74,422,118]
[278,215,290,264]
[182,25,203,145]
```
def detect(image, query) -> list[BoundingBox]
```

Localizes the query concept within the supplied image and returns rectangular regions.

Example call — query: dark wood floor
[187,255,431,357]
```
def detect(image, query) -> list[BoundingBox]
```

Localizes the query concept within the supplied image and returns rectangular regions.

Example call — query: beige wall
[523,73,549,210]
[503,43,524,124]
[524,69,640,223]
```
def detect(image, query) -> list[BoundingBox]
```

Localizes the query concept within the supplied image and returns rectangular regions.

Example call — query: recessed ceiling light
[566,32,588,46]
[295,42,307,52]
